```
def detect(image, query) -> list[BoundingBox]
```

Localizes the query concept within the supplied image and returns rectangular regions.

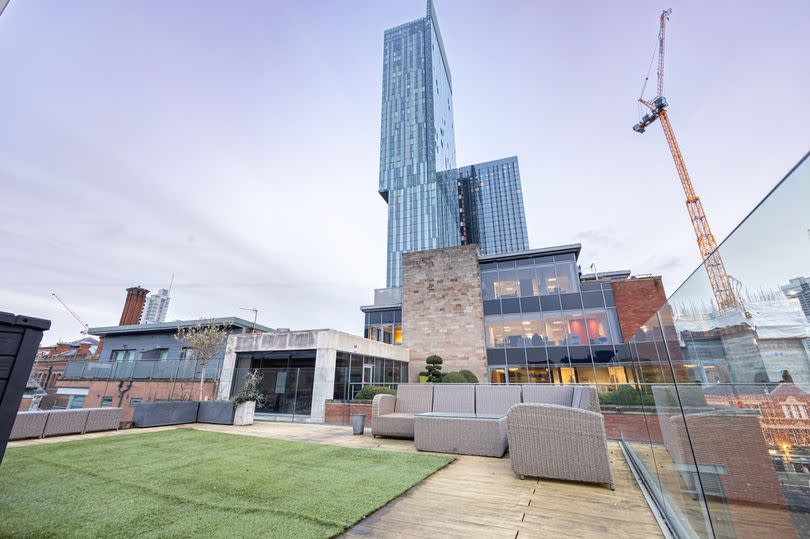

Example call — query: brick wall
[611,276,667,341]
[324,401,373,427]
[401,245,487,382]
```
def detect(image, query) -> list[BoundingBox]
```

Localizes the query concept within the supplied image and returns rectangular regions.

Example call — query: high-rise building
[379,0,457,287]
[378,2,530,288]
[782,277,810,321]
[438,157,530,255]
[140,288,170,324]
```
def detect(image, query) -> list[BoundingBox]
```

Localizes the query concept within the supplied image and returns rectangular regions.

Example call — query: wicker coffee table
[414,412,508,457]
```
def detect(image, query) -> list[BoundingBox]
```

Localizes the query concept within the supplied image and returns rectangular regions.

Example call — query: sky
[1,0,808,345]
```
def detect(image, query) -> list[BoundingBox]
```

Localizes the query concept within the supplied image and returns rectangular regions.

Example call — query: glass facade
[438,157,529,256]
[333,352,408,401]
[610,151,810,537]
[380,1,457,287]
[481,251,632,387]
[378,3,530,288]
[364,309,402,345]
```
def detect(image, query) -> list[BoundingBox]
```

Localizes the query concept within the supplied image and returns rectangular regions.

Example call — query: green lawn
[0,429,452,538]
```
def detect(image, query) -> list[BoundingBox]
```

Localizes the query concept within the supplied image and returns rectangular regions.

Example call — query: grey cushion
[476,385,521,416]
[521,385,574,406]
[394,385,434,414]
[373,412,417,438]
[433,385,475,414]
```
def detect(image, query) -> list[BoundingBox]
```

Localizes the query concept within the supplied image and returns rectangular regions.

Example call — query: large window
[333,352,408,400]
[364,309,402,346]
[487,309,620,348]
[481,257,580,300]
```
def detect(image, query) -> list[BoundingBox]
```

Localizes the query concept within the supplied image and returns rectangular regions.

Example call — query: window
[110,349,136,361]
[489,366,506,384]
[68,395,85,409]
[554,261,579,294]
[494,267,519,298]
[180,347,194,359]
[536,264,558,295]
[528,366,550,383]
[129,398,142,407]
[544,314,567,346]
[101,397,113,407]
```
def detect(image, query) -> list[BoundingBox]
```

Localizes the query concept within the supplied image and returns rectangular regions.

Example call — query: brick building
[364,243,666,385]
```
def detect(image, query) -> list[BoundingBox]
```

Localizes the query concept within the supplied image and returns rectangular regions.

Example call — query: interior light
[522,321,531,325]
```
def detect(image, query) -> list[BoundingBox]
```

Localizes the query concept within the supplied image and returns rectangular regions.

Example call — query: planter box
[325,401,373,428]
[233,401,255,426]
[197,401,235,425]
[133,401,199,427]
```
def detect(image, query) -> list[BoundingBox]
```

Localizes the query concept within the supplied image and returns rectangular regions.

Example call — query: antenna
[239,307,259,333]
[52,293,90,334]
[167,273,175,295]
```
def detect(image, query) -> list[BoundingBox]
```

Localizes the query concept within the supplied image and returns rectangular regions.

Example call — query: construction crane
[633,8,739,311]
[52,293,90,334]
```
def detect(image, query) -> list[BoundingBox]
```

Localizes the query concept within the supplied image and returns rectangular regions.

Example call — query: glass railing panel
[624,151,810,538]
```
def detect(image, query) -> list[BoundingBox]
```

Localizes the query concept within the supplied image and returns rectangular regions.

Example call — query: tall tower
[140,288,171,324]
[379,0,456,287]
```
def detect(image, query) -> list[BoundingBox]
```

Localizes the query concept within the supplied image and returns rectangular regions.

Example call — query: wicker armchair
[507,401,614,489]
[371,385,434,439]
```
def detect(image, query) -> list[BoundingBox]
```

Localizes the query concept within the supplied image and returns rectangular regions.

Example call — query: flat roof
[360,303,402,313]
[89,317,274,337]
[478,243,582,263]
[580,270,633,281]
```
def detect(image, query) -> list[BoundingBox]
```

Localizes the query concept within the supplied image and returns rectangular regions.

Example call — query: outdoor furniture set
[9,408,122,440]
[372,384,614,489]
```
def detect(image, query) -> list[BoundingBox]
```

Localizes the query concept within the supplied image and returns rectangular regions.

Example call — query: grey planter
[197,401,235,425]
[351,413,366,435]
[133,401,199,427]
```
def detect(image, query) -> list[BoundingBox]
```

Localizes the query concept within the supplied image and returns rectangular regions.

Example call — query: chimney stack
[119,286,149,325]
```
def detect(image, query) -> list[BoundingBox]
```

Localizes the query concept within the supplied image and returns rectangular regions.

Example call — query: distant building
[437,157,529,255]
[32,336,99,391]
[377,2,529,288]
[783,277,810,321]
[140,288,171,324]
[55,317,274,421]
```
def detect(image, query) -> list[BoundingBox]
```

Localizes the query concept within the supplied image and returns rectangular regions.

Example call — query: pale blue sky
[1,1,808,343]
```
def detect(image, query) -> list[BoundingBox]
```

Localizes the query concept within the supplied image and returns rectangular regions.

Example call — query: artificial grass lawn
[0,429,453,538]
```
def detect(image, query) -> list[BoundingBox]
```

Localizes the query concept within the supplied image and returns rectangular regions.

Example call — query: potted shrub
[232,370,265,426]
[425,355,444,383]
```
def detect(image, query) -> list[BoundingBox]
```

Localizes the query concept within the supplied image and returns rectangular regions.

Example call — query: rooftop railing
[62,359,221,381]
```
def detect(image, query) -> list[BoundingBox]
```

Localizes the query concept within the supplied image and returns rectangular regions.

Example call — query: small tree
[232,370,266,409]
[458,369,479,383]
[425,355,443,383]
[175,319,231,401]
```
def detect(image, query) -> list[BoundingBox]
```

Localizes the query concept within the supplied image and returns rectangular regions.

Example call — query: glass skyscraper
[376,0,529,288]
[438,157,530,256]
[379,0,457,287]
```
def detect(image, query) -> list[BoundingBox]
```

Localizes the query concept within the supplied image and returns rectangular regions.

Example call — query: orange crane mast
[633,9,739,311]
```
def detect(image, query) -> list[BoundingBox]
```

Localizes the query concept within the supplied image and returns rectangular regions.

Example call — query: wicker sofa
[372,384,613,488]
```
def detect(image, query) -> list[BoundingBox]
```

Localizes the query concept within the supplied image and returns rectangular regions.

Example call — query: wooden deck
[194,422,664,538]
[9,421,664,537]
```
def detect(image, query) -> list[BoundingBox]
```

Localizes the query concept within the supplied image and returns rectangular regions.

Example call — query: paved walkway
[9,421,664,538]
